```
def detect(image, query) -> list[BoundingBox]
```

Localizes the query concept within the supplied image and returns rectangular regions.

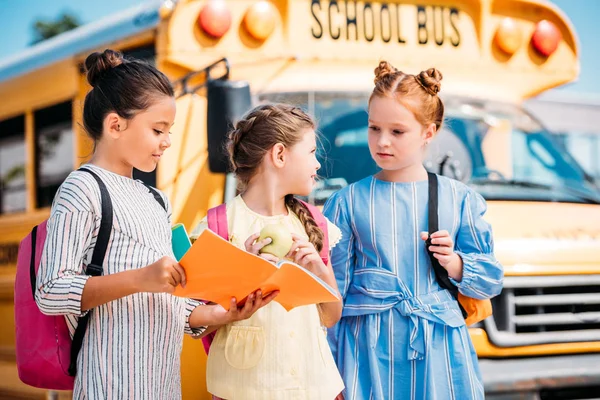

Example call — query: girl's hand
[420,231,463,281]
[139,256,187,294]
[244,233,279,263]
[209,290,279,325]
[286,233,328,277]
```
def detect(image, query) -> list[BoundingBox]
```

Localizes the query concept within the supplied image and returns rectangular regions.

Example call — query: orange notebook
[173,228,340,311]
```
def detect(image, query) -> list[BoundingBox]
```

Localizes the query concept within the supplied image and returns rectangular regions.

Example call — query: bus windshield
[259,92,600,205]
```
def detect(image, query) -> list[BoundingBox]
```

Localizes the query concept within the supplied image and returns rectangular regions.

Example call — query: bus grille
[484,275,600,347]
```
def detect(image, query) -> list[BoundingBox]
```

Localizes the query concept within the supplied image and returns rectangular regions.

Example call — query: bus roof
[0,0,162,84]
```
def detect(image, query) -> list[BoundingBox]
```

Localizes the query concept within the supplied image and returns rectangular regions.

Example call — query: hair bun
[416,68,443,96]
[85,49,125,87]
[374,61,398,85]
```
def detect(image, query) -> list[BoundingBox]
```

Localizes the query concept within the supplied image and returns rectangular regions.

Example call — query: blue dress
[323,175,503,400]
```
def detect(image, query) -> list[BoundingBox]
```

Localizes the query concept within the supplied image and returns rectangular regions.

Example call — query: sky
[1,0,599,97]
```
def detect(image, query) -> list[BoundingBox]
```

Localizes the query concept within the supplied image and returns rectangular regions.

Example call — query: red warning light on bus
[197,0,232,39]
[531,20,561,57]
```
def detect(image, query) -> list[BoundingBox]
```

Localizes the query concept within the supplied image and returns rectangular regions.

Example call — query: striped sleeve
[35,175,99,316]
[452,190,504,299]
[182,298,206,337]
[36,208,95,316]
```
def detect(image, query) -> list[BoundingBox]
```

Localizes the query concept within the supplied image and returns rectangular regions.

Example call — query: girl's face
[113,95,176,173]
[367,95,432,173]
[282,128,321,196]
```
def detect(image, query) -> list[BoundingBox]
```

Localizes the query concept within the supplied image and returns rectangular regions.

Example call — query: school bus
[1,0,599,398]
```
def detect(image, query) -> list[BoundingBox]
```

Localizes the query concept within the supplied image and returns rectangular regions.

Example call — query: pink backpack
[14,168,167,390]
[14,168,113,389]
[202,199,329,354]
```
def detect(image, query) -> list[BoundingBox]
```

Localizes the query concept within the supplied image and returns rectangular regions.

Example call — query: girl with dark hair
[35,49,274,399]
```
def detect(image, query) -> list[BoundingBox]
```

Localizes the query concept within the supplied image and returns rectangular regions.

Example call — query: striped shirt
[36,164,204,400]
[324,175,504,400]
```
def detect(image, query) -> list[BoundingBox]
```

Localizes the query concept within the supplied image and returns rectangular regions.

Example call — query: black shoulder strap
[29,226,38,299]
[68,167,114,376]
[142,183,166,211]
[426,172,467,319]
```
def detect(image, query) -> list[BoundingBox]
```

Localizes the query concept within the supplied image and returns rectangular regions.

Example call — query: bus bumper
[481,353,600,399]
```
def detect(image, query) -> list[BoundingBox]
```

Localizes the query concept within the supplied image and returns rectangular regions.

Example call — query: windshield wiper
[470,178,600,205]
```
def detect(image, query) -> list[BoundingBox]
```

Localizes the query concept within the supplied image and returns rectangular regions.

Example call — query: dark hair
[227,103,324,252]
[82,49,174,142]
[370,61,445,131]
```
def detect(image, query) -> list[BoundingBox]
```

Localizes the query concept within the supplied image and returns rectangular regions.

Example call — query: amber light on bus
[244,1,277,41]
[494,17,523,55]
[197,0,232,39]
[531,20,561,57]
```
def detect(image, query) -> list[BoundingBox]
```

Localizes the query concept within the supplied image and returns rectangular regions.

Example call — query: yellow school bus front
[157,0,599,397]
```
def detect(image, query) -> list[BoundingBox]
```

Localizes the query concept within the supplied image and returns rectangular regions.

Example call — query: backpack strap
[207,204,229,241]
[298,199,329,266]
[68,167,114,376]
[28,226,40,299]
[426,172,467,319]
[142,183,166,211]
[202,203,229,355]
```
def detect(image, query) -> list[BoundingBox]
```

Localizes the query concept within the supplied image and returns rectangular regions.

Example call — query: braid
[226,116,258,175]
[285,194,324,252]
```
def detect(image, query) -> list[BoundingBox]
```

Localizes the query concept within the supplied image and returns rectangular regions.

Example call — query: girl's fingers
[248,295,264,314]
[244,233,260,250]
[228,297,238,311]
[259,253,279,263]
[240,291,261,317]
[430,237,453,247]
[286,242,300,258]
[252,237,273,253]
[167,272,177,287]
[429,245,453,256]
[172,263,187,288]
[261,290,279,305]
[294,248,312,264]
[420,232,429,241]
[430,230,450,238]
[433,253,451,265]
[287,240,313,259]
[240,293,256,314]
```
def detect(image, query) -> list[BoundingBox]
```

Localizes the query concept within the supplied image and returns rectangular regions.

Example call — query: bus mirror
[207,79,252,173]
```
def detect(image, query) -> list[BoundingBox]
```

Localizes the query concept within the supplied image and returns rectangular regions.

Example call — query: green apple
[258,224,293,259]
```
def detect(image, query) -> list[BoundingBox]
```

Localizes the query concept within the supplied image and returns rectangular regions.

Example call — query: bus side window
[0,115,27,214]
[35,101,74,208]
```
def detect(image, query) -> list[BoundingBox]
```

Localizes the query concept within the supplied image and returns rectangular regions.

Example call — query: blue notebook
[171,223,192,261]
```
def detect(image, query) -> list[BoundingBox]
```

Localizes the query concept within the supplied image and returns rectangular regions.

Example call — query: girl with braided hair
[191,103,344,399]
[324,61,503,399]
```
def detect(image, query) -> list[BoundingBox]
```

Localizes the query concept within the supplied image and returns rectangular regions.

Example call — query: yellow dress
[191,195,345,400]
